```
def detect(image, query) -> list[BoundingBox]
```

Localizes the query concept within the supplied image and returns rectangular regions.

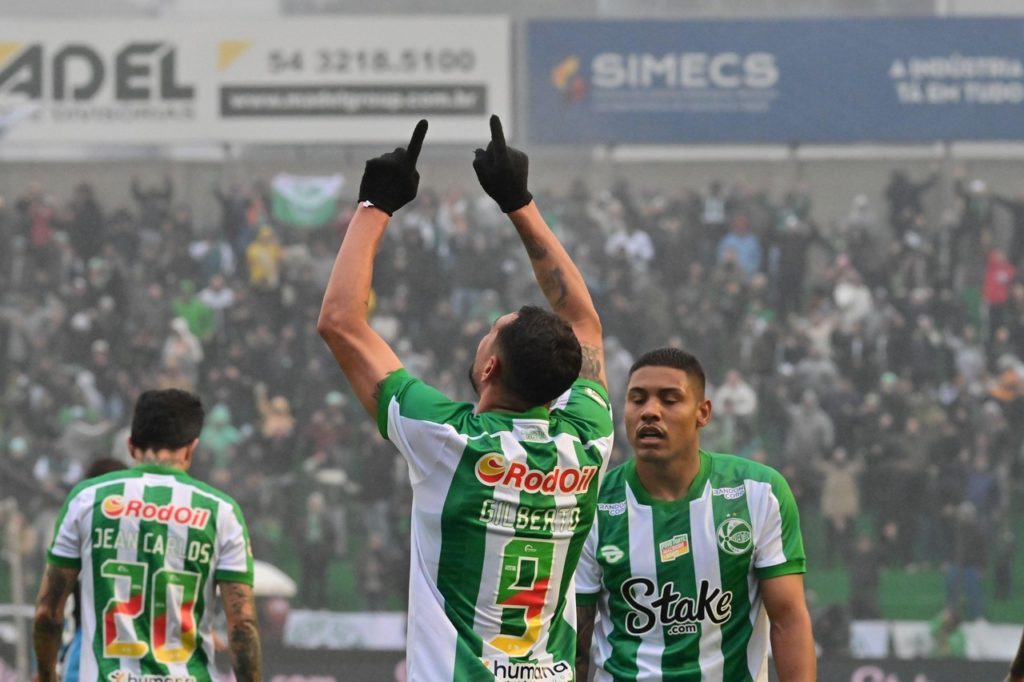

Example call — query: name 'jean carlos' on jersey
[92,527,214,564]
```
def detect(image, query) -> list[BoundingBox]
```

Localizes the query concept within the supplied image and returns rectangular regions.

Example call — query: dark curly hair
[495,305,582,406]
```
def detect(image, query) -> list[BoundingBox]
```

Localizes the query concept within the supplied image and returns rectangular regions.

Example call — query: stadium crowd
[1,165,1022,629]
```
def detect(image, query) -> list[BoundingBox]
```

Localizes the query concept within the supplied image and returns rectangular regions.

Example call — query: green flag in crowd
[271,173,345,227]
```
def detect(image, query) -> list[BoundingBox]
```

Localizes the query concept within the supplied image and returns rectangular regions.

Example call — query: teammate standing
[575,348,814,681]
[34,389,261,681]
[317,116,612,680]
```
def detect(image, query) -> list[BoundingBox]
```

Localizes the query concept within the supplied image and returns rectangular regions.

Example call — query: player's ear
[481,354,500,383]
[183,438,199,469]
[126,437,142,463]
[696,399,712,429]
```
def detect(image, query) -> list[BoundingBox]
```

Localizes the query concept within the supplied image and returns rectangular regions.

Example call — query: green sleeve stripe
[46,551,81,569]
[214,570,253,586]
[755,559,806,579]
[576,591,600,606]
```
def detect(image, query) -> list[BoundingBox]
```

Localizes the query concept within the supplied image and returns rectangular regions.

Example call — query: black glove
[473,115,532,213]
[357,119,428,216]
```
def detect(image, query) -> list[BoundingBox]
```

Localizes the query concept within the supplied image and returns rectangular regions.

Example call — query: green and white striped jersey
[47,463,254,682]
[377,369,615,681]
[576,451,806,682]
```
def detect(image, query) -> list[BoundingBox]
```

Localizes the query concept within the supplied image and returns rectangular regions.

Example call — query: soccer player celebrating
[575,348,815,681]
[34,389,260,681]
[317,116,612,680]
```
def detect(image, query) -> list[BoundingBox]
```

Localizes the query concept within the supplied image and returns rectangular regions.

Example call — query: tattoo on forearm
[538,266,569,309]
[230,621,262,682]
[580,344,604,384]
[34,566,74,680]
[39,566,72,610]
[221,582,261,681]
[523,236,549,261]
[33,615,63,648]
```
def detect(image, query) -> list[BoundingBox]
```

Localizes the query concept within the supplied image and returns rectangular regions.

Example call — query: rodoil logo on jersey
[101,495,210,530]
[482,659,573,682]
[475,454,598,495]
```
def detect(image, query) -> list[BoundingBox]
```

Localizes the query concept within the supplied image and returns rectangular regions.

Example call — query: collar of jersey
[625,450,711,508]
[477,405,550,421]
[133,463,190,478]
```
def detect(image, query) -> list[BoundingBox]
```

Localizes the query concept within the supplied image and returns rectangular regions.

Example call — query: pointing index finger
[406,119,428,164]
[489,114,507,157]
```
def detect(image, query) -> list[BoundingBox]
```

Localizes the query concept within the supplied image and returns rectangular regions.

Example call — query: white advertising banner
[0,17,510,144]
[283,610,406,650]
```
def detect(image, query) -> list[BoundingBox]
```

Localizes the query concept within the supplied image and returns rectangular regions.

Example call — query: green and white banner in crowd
[271,174,344,227]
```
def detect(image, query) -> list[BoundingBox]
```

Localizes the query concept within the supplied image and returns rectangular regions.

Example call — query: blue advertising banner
[527,18,1024,144]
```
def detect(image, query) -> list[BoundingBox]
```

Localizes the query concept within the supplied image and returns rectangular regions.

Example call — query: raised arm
[33,564,78,682]
[219,581,262,682]
[473,115,606,387]
[317,120,428,418]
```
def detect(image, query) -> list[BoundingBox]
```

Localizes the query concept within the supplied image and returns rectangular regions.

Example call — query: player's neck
[134,448,190,471]
[634,448,701,501]
[474,386,535,415]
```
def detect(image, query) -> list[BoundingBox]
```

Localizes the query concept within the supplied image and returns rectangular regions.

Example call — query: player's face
[469,312,516,396]
[624,365,711,463]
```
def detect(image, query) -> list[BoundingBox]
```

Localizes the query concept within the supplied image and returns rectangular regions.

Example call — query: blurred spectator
[359,535,391,611]
[849,534,882,619]
[255,382,298,476]
[716,214,761,278]
[816,447,863,568]
[983,249,1016,338]
[300,491,336,608]
[930,608,967,657]
[993,188,1024,267]
[945,501,986,621]
[199,403,243,477]
[885,169,937,240]
[131,175,173,229]
[783,388,835,505]
[700,180,729,260]
[172,280,215,344]
[161,317,204,389]
[713,369,758,428]
[247,225,284,290]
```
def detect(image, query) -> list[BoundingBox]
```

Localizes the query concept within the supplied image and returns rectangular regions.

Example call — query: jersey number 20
[101,560,200,664]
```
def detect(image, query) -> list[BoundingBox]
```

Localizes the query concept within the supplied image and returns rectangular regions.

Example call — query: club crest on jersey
[659,534,689,562]
[473,454,599,495]
[101,495,210,530]
[716,517,753,555]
